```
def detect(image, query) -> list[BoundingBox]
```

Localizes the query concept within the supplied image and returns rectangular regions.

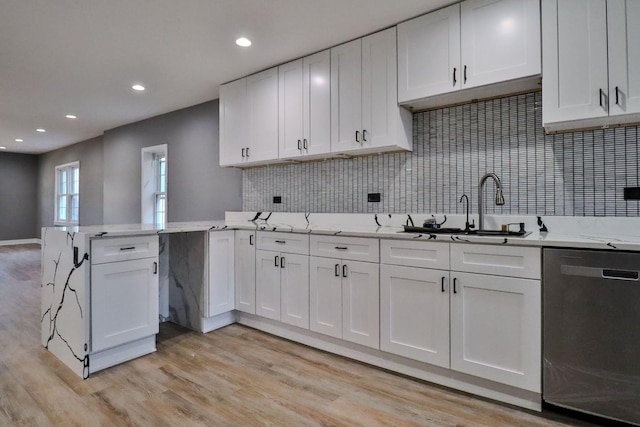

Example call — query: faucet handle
[468,219,475,229]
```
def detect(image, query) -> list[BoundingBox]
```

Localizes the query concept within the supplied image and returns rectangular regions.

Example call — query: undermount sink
[401,225,530,237]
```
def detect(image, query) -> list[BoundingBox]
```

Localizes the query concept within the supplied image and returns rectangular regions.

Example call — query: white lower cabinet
[310,256,379,349]
[235,231,256,314]
[207,231,235,317]
[91,257,159,353]
[380,265,450,367]
[449,271,541,392]
[255,249,309,328]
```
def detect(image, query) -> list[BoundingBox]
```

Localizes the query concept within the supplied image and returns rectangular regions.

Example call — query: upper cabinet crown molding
[398,0,541,111]
[542,0,640,133]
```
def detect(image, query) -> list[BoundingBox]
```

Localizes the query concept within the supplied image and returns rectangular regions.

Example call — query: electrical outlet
[368,193,381,202]
[624,187,640,200]
[273,196,282,204]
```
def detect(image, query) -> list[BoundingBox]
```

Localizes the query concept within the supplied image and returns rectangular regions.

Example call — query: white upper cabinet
[219,78,248,166]
[461,0,541,88]
[279,51,331,160]
[542,0,640,131]
[607,0,640,117]
[247,68,279,162]
[398,4,461,101]
[332,28,412,155]
[331,38,363,153]
[398,0,541,109]
[542,0,608,126]
[219,68,279,167]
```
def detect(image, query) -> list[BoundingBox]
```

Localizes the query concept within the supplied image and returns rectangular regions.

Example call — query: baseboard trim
[0,238,41,246]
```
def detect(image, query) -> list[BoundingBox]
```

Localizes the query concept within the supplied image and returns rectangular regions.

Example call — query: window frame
[141,144,168,226]
[54,161,80,226]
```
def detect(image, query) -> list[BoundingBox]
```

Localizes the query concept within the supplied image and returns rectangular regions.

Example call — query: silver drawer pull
[275,240,286,244]
[335,246,348,250]
[119,246,136,251]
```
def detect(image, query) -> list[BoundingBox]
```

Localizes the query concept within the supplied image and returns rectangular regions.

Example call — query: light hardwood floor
[0,244,603,427]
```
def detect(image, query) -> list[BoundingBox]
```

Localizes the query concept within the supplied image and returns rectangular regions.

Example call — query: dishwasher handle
[603,269,639,281]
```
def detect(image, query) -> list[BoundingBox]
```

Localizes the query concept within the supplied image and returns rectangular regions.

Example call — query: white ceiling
[0,0,456,154]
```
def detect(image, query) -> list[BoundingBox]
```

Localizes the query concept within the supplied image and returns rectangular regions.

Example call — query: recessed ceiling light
[0,146,6,150]
[132,84,145,91]
[36,128,46,132]
[235,37,252,47]
[66,114,77,119]
[15,138,23,142]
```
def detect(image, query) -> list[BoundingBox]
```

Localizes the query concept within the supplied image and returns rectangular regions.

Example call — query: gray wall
[0,152,39,240]
[37,136,105,229]
[243,91,640,217]
[103,99,242,224]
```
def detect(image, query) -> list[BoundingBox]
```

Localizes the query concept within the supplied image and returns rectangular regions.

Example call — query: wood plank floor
[0,243,604,426]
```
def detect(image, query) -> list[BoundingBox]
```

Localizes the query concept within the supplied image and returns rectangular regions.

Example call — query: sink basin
[469,229,531,237]
[401,225,530,237]
[402,226,463,234]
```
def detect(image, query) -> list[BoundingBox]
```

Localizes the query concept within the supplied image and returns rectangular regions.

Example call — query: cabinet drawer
[450,244,540,279]
[91,235,159,265]
[256,231,309,255]
[381,239,449,270]
[310,235,379,262]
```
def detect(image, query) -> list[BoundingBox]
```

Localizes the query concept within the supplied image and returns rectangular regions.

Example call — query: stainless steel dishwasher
[543,248,640,426]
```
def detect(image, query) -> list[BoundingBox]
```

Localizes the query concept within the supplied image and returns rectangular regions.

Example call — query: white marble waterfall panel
[40,228,90,378]
[168,232,206,331]
[158,234,170,322]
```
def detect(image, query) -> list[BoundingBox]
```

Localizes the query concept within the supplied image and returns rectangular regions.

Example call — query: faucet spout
[478,172,505,231]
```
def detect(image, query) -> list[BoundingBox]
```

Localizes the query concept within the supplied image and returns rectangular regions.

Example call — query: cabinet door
[342,260,380,349]
[255,250,281,320]
[91,258,159,353]
[208,231,235,317]
[309,256,343,339]
[461,0,541,88]
[279,59,305,159]
[235,231,256,314]
[331,38,362,153]
[219,78,248,166]
[542,0,608,124]
[303,50,331,156]
[398,3,461,101]
[608,0,640,116]
[247,68,279,162]
[280,253,310,329]
[450,272,541,392]
[380,265,450,367]
[362,27,402,151]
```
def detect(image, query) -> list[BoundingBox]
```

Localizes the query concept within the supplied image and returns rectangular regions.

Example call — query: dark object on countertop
[537,216,548,232]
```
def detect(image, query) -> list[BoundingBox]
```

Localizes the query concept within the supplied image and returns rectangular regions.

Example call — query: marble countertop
[43,212,640,251]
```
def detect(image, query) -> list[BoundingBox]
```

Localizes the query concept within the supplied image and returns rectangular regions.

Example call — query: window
[155,154,166,224]
[55,161,79,225]
[141,144,167,225]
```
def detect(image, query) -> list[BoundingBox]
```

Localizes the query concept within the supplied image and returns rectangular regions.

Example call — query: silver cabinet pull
[599,88,608,112]
[246,147,250,157]
[153,262,158,274]
[241,148,245,158]
[441,276,445,293]
[298,139,302,150]
[249,234,253,246]
[303,139,308,149]
[275,240,286,244]
[342,264,348,278]
[362,129,367,142]
[274,255,279,267]
[119,246,136,251]
[463,65,467,84]
[615,86,620,105]
[355,130,360,143]
[280,257,285,269]
[453,277,458,294]
[335,246,348,250]
[453,67,457,86]
[335,264,340,277]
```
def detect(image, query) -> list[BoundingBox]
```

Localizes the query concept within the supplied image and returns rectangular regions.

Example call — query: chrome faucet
[478,172,505,230]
